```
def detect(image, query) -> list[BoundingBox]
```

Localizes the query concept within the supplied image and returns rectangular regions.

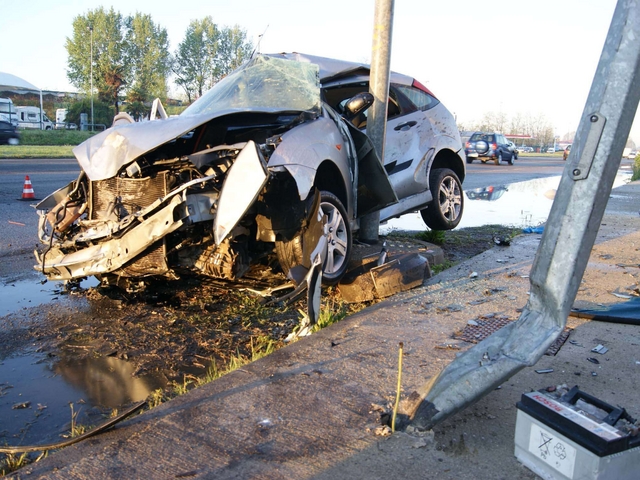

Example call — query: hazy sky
[3,0,636,141]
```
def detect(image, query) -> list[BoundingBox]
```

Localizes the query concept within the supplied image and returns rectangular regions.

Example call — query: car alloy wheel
[7,137,19,145]
[275,191,352,285]
[420,168,463,230]
[495,153,502,165]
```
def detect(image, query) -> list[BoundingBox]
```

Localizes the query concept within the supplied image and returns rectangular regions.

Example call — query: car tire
[7,137,19,146]
[466,157,473,164]
[275,191,352,286]
[508,153,515,165]
[420,168,463,231]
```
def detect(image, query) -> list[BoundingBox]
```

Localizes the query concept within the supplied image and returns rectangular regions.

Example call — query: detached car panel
[35,54,465,289]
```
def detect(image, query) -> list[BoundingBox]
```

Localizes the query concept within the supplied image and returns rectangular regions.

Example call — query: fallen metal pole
[405,0,640,430]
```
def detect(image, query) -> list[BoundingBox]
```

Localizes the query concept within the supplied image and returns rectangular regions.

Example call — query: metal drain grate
[454,318,571,356]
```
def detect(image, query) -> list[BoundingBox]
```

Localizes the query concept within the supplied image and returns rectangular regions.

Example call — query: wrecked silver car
[34,54,465,289]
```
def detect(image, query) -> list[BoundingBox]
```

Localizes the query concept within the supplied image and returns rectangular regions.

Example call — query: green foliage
[64,98,115,129]
[124,13,171,103]
[632,154,640,181]
[66,8,171,112]
[66,7,128,109]
[0,146,74,158]
[1,453,29,476]
[173,17,253,102]
[415,229,446,245]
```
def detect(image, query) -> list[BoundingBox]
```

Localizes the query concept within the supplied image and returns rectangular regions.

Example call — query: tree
[173,18,253,103]
[66,7,129,113]
[173,17,217,103]
[213,25,254,83]
[124,12,171,108]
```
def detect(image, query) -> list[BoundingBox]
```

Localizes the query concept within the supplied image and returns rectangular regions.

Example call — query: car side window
[394,84,440,111]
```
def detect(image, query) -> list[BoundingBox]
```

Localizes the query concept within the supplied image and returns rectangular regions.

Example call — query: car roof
[266,52,415,87]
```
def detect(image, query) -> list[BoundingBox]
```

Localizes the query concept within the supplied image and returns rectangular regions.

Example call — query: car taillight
[491,143,497,150]
[465,142,471,148]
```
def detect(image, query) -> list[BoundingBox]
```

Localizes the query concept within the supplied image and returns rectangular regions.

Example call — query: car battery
[514,386,639,480]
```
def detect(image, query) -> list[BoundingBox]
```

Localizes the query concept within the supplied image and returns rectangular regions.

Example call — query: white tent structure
[0,72,45,129]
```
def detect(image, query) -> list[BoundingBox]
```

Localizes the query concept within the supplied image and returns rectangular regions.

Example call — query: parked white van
[16,106,54,130]
[0,98,19,127]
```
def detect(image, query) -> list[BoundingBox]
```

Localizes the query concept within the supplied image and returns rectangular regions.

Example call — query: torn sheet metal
[403,1,640,431]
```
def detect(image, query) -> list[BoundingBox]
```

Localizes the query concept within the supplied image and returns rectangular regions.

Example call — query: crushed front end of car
[33,55,368,290]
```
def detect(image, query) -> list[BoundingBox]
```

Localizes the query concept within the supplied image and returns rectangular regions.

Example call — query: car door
[381,86,432,199]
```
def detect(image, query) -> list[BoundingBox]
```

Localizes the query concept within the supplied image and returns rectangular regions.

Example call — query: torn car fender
[214,140,268,245]
[267,116,353,203]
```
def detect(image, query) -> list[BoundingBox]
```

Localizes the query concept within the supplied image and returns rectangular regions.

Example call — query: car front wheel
[7,137,19,145]
[275,191,352,285]
[420,168,463,230]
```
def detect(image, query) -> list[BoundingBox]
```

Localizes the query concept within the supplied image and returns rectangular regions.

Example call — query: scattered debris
[12,401,31,409]
[493,235,511,246]
[587,357,601,364]
[468,299,489,306]
[339,252,430,303]
[569,340,584,347]
[591,344,609,354]
[522,225,544,234]
[535,369,554,374]
[469,271,478,278]
[374,425,392,437]
[435,343,462,350]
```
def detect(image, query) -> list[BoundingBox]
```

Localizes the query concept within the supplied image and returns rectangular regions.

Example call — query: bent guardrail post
[404,0,640,430]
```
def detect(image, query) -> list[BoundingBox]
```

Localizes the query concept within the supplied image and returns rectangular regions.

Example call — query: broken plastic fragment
[591,344,609,354]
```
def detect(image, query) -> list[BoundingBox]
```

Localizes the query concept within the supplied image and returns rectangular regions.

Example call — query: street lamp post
[89,24,94,132]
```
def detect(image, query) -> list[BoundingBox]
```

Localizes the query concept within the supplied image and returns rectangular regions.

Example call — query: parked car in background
[563,144,571,161]
[34,53,466,290]
[0,120,20,145]
[546,147,555,153]
[520,146,534,153]
[626,150,637,159]
[465,132,517,165]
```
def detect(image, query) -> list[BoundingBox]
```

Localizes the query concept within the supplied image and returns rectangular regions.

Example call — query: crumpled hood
[72,112,219,181]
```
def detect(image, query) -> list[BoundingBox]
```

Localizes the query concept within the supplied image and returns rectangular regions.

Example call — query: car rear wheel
[508,153,515,165]
[7,137,19,145]
[466,157,473,164]
[420,168,463,230]
[495,153,502,165]
[275,191,352,285]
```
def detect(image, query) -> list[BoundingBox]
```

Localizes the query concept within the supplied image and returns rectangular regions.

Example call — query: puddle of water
[0,276,99,317]
[381,172,632,233]
[0,352,166,447]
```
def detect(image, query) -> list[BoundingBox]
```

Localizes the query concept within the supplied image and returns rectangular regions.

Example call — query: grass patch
[0,145,75,158]
[415,229,446,245]
[20,129,96,146]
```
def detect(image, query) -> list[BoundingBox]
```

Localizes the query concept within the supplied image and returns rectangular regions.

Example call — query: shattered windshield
[182,55,321,116]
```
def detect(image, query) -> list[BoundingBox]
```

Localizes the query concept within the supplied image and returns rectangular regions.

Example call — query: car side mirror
[343,92,374,120]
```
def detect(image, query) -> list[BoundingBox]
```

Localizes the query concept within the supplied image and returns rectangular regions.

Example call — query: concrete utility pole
[359,0,394,244]
[90,24,94,132]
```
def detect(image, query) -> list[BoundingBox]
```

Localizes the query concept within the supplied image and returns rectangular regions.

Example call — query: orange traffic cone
[21,175,35,200]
